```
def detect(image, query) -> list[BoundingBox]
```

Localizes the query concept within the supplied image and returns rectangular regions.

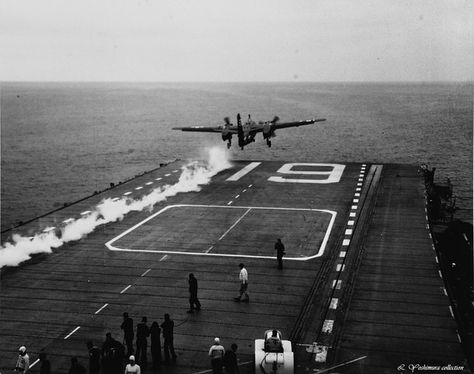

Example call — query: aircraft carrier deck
[0,160,470,373]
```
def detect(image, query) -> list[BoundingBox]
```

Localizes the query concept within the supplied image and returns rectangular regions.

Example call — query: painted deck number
[268,163,345,184]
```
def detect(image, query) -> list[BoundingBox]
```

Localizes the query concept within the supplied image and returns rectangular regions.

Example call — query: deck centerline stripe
[160,255,168,261]
[64,326,81,339]
[141,269,151,277]
[120,285,132,294]
[95,303,109,314]
[30,359,40,368]
[218,208,252,241]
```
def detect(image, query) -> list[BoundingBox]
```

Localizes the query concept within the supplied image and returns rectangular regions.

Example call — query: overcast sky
[0,0,472,82]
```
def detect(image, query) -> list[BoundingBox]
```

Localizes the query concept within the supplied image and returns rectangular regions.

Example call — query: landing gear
[227,140,232,149]
[266,139,272,148]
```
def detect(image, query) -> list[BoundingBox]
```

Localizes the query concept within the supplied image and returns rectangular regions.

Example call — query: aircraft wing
[172,126,226,133]
[271,118,326,130]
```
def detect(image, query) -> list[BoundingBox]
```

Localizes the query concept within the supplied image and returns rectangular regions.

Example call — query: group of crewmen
[12,239,287,374]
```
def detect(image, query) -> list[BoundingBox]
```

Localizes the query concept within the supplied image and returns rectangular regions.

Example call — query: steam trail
[0,146,231,268]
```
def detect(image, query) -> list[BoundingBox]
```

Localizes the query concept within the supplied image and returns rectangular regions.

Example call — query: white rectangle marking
[165,174,171,177]
[155,177,162,181]
[30,359,40,368]
[322,319,334,333]
[342,239,350,246]
[357,183,362,186]
[123,192,132,196]
[353,199,359,203]
[62,218,75,224]
[339,251,346,258]
[330,298,338,309]
[345,229,353,235]
[135,186,143,190]
[81,211,91,216]
[146,182,153,185]
[349,212,356,217]
[449,305,454,318]
[356,187,361,191]
[351,205,358,210]
[336,264,345,272]
[348,220,354,226]
[226,162,261,181]
[332,280,342,289]
[354,193,360,197]
[227,201,233,205]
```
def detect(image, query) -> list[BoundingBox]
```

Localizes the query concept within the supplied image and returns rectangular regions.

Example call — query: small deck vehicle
[255,329,294,373]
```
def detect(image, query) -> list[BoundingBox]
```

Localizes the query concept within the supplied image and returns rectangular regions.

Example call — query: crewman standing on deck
[14,346,30,373]
[121,312,134,357]
[274,238,285,269]
[234,263,249,302]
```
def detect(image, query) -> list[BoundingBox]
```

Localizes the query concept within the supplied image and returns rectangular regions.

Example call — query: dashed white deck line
[135,186,143,190]
[226,162,262,181]
[94,303,109,315]
[332,280,342,289]
[463,233,469,243]
[248,184,253,188]
[336,264,345,272]
[438,270,443,279]
[342,239,350,246]
[322,319,334,333]
[330,298,338,309]
[235,195,240,199]
[435,256,439,264]
[457,332,462,343]
[62,218,75,224]
[339,251,346,258]
[353,199,359,203]
[145,182,153,185]
[205,246,214,254]
[345,229,353,235]
[356,187,361,191]
[442,287,448,296]
[64,326,81,339]
[347,220,354,226]
[426,224,430,229]
[123,192,132,196]
[160,255,168,261]
[357,183,363,187]
[165,173,171,177]
[81,210,91,216]
[351,205,358,210]
[227,201,233,205]
[155,177,162,181]
[111,197,120,202]
[354,193,360,197]
[30,358,40,368]
[429,232,432,239]
[449,306,454,318]
[218,208,251,241]
[358,178,363,182]
[359,174,365,177]
[141,269,151,277]
[242,189,247,192]
[43,227,56,232]
[120,285,132,294]
[349,212,356,218]
[172,170,179,173]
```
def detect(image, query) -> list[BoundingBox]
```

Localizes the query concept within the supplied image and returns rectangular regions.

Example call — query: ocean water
[1,82,472,232]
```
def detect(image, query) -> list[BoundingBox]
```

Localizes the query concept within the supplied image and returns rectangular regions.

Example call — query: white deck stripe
[332,280,342,289]
[351,205,358,210]
[62,218,75,224]
[165,174,171,176]
[141,269,151,277]
[205,246,214,253]
[43,227,56,232]
[342,239,350,246]
[349,212,356,217]
[339,251,346,258]
[160,255,168,261]
[322,319,334,333]
[235,195,240,199]
[227,201,233,205]
[219,208,251,241]
[146,182,153,185]
[64,326,81,339]
[226,162,261,181]
[336,264,345,272]
[356,187,361,191]
[30,358,40,368]
[155,177,162,181]
[348,220,354,226]
[330,298,338,309]
[95,303,109,314]
[449,306,454,318]
[353,199,359,203]
[345,229,353,235]
[135,187,143,190]
[81,211,91,216]
[112,197,120,202]
[120,285,132,294]
[123,192,132,196]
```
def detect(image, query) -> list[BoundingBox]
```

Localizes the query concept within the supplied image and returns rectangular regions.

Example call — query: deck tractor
[254,330,294,374]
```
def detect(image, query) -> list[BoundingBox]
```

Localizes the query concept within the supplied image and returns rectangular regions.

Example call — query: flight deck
[0,160,469,373]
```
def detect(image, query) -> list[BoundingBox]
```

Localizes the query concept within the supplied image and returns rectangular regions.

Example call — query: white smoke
[0,146,231,268]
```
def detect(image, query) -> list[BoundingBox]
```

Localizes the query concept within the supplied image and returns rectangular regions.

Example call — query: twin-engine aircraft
[172,113,326,150]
